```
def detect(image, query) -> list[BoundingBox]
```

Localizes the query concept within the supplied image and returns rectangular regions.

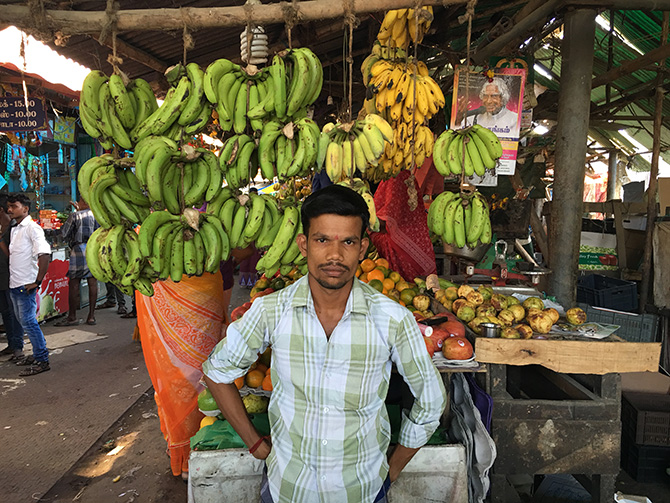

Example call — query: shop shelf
[577,274,638,312]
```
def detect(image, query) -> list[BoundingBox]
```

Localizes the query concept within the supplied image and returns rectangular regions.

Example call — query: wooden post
[640,12,669,313]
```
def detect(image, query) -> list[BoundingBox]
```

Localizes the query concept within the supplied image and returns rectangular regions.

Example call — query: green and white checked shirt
[203,276,447,503]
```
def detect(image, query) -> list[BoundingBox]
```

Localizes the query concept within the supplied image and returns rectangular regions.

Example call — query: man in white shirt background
[6,194,51,376]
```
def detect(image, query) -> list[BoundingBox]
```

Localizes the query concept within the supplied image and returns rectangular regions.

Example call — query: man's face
[7,201,28,220]
[297,214,369,291]
[481,83,504,115]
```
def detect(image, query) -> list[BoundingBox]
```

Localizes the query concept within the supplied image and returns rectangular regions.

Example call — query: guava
[490,294,508,311]
[566,307,587,325]
[522,297,544,310]
[242,394,269,414]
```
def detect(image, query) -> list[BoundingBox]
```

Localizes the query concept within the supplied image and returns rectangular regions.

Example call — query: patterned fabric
[61,208,98,247]
[136,272,226,476]
[67,244,90,279]
[370,170,437,281]
[204,276,446,503]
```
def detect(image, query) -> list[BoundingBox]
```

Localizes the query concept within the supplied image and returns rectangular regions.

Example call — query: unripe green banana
[170,229,185,282]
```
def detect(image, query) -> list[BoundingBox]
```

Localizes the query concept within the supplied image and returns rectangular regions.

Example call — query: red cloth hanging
[370,170,437,281]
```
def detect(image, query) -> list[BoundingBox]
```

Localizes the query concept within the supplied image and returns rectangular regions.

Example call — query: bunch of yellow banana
[427,190,492,249]
[86,225,156,297]
[256,117,320,182]
[366,122,434,183]
[131,63,212,145]
[133,136,223,213]
[376,7,434,50]
[204,47,322,133]
[315,114,393,183]
[364,59,444,126]
[433,124,503,178]
[78,154,150,228]
[79,70,158,150]
[254,202,308,278]
[336,177,380,232]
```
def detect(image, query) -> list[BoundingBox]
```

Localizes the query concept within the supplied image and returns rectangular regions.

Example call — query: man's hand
[387,444,420,482]
[251,436,272,460]
[24,282,39,292]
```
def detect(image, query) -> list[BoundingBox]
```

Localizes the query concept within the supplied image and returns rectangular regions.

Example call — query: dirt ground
[42,390,187,503]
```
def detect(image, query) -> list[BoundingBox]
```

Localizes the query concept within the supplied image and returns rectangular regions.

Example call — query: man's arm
[203,376,271,460]
[387,444,420,482]
[25,253,50,291]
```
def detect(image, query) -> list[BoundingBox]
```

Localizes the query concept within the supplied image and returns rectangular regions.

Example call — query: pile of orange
[234,349,274,392]
[356,257,411,305]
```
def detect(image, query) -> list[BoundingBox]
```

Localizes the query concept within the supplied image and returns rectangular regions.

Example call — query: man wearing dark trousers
[0,195,24,360]
[7,194,51,376]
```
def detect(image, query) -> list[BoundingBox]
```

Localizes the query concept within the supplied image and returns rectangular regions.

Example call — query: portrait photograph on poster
[450,67,527,182]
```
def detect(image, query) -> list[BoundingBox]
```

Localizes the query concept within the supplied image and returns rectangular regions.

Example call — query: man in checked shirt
[204,185,447,503]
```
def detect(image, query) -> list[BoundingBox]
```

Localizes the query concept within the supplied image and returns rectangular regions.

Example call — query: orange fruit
[382,288,389,295]
[360,272,369,283]
[389,271,402,283]
[262,375,273,391]
[399,300,406,307]
[368,279,384,292]
[367,268,385,283]
[265,367,272,376]
[396,281,410,292]
[375,258,390,269]
[382,278,395,291]
[246,370,265,388]
[255,363,269,375]
[234,376,245,389]
[355,265,363,278]
[360,258,376,273]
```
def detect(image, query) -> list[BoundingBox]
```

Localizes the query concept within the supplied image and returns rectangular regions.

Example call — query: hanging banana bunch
[86,225,155,296]
[130,63,212,145]
[433,124,503,178]
[256,117,320,182]
[204,47,323,133]
[78,155,150,228]
[427,190,492,249]
[133,137,222,213]
[376,7,434,51]
[79,70,159,150]
[336,178,380,232]
[255,202,307,278]
[316,114,393,183]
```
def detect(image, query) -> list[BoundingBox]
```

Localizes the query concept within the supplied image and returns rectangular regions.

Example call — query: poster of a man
[451,67,527,180]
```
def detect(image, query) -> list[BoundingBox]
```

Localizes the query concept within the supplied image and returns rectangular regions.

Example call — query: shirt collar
[16,215,33,227]
[290,274,369,315]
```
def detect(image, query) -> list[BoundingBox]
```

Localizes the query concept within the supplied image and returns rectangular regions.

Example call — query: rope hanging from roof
[180,8,195,65]
[459,0,477,191]
[281,0,302,49]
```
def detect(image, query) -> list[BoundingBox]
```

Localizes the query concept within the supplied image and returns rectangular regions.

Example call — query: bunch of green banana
[214,191,282,252]
[336,177,380,232]
[79,70,158,150]
[255,203,307,278]
[217,134,258,189]
[433,124,503,178]
[316,114,393,183]
[138,208,231,284]
[257,117,320,182]
[427,190,492,249]
[79,155,150,228]
[271,47,323,121]
[86,225,155,296]
[134,136,222,213]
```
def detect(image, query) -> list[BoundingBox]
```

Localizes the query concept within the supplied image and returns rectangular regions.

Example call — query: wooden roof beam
[592,42,670,88]
[89,34,169,74]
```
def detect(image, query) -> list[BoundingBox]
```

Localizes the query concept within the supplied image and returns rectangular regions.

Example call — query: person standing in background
[55,198,99,326]
[7,194,51,376]
[0,195,24,360]
[97,282,127,315]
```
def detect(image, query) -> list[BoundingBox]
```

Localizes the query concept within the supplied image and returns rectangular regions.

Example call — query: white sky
[0,26,90,92]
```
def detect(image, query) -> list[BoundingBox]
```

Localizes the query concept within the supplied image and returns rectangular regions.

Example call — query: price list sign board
[0,96,47,132]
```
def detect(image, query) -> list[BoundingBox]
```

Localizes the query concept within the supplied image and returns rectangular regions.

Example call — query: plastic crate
[577,303,659,343]
[622,392,670,446]
[621,431,670,483]
[577,274,638,311]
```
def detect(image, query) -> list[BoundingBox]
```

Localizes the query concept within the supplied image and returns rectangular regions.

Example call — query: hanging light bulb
[240,25,269,66]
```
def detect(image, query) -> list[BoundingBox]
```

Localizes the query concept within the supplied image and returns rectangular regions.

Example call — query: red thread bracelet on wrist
[249,435,270,454]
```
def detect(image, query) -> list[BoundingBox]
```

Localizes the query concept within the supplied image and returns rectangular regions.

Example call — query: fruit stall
[2,0,669,501]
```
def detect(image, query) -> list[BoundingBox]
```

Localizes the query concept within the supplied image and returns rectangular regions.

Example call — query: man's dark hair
[301,185,369,238]
[7,194,32,211]
[0,194,8,213]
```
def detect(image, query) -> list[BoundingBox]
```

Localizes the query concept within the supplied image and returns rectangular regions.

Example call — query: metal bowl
[442,242,491,262]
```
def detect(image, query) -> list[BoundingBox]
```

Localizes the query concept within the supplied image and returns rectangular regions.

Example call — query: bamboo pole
[639,11,669,313]
[0,0,465,35]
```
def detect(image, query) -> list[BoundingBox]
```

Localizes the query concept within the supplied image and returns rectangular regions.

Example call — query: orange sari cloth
[136,272,227,476]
